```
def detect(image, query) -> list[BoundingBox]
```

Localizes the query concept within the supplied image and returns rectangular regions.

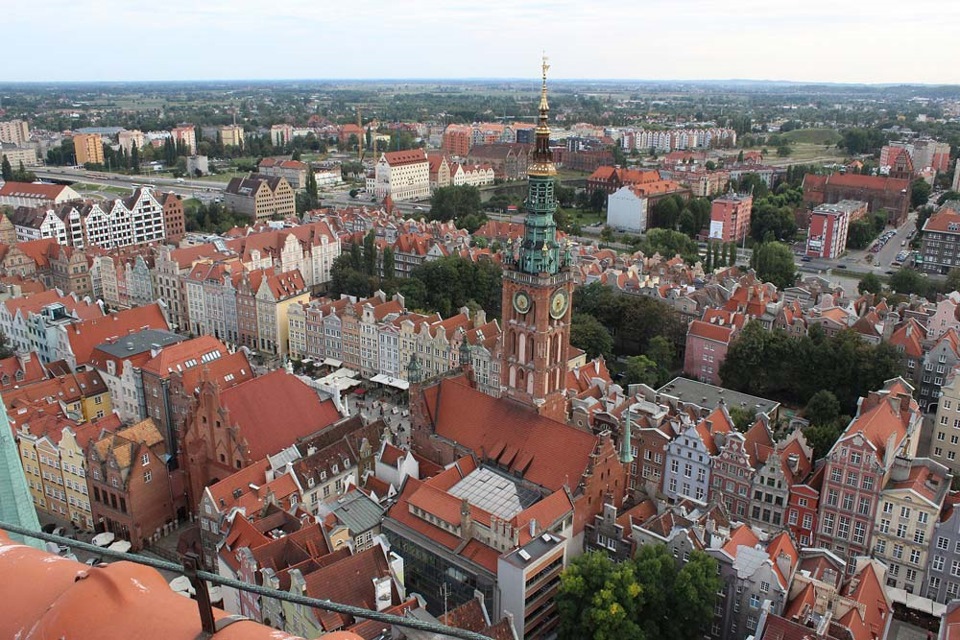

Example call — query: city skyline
[6,0,960,85]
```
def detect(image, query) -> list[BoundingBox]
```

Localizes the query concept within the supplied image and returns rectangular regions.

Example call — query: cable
[0,521,494,640]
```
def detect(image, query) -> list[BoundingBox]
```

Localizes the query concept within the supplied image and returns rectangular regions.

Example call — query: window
[862,476,874,491]
[841,493,854,511]
[918,512,930,525]
[141,453,149,466]
[951,560,960,578]
[939,537,950,551]
[858,497,871,515]
[831,468,842,482]
[897,523,908,538]
[850,451,862,464]
[853,521,866,544]
[760,581,770,594]
[901,506,911,519]
[930,576,942,592]
[822,513,835,535]
[875,539,886,555]
[846,472,858,487]
[879,519,890,534]
[671,459,679,474]
[910,549,922,565]
[749,594,760,609]
[883,502,893,514]
[837,517,850,539]
[802,514,813,529]
[143,470,152,484]
[914,529,926,545]
[827,490,839,507]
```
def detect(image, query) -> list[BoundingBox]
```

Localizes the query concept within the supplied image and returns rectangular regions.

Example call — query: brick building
[87,418,176,550]
[709,193,753,243]
[803,173,910,227]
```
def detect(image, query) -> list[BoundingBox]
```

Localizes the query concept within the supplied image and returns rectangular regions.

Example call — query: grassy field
[763,142,847,167]
[196,171,246,183]
[782,128,842,145]
[72,183,129,195]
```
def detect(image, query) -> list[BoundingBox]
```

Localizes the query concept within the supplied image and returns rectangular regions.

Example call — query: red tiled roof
[0,354,46,390]
[825,172,910,193]
[420,376,600,491]
[925,208,960,234]
[207,459,271,512]
[0,181,71,200]
[687,319,734,344]
[0,531,308,640]
[140,336,228,378]
[302,545,393,631]
[220,370,341,460]
[65,303,169,365]
[838,561,890,640]
[382,149,427,167]
[175,350,253,396]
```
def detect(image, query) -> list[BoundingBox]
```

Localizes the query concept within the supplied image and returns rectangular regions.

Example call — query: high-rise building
[220,124,245,148]
[73,133,104,166]
[171,125,196,154]
[709,192,753,242]
[805,200,866,259]
[0,119,30,146]
[498,58,574,423]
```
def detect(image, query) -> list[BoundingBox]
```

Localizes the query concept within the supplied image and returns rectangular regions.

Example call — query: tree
[0,330,12,359]
[646,335,674,371]
[728,406,757,432]
[556,546,719,640]
[623,355,661,387]
[130,145,140,174]
[805,390,841,426]
[751,202,797,242]
[858,273,883,295]
[381,246,395,281]
[363,229,377,276]
[911,179,932,209]
[751,242,797,290]
[1,156,11,181]
[570,313,614,359]
[636,228,699,263]
[589,189,607,212]
[947,268,960,294]
[889,268,930,297]
[727,242,737,266]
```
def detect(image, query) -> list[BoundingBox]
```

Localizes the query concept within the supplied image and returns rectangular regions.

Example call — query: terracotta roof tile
[65,303,169,365]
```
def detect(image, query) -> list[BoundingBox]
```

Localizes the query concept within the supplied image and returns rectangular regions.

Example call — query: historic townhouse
[0,289,103,362]
[374,149,430,202]
[920,328,960,410]
[225,220,340,290]
[707,526,799,640]
[224,174,295,222]
[87,418,176,551]
[254,269,308,357]
[750,428,814,533]
[816,378,922,570]
[710,417,774,521]
[663,406,733,505]
[873,457,950,594]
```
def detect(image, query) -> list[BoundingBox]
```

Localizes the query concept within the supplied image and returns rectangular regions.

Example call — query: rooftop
[448,467,541,521]
[657,376,780,417]
[93,329,184,359]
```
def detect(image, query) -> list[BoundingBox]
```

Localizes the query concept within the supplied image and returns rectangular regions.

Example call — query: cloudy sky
[7,0,960,84]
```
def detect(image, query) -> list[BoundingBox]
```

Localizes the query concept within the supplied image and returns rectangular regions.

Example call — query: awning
[886,586,945,616]
[322,358,343,367]
[370,374,410,390]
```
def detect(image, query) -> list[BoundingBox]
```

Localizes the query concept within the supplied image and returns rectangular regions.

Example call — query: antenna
[440,582,450,620]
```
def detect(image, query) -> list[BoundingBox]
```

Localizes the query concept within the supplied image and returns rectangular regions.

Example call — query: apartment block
[73,133,104,166]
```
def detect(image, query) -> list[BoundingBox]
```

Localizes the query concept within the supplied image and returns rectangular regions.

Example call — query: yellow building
[73,133,104,166]
[220,124,245,148]
[255,269,309,358]
[60,424,97,528]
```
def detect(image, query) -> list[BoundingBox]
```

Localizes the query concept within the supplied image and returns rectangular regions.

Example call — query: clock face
[513,290,532,315]
[550,288,569,319]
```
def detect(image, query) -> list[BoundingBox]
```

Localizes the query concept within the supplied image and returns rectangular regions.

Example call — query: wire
[0,521,494,640]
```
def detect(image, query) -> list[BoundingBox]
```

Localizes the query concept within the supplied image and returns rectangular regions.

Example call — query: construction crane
[356,106,364,163]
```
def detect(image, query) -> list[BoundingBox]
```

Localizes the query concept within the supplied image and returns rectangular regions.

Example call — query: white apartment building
[374,149,430,202]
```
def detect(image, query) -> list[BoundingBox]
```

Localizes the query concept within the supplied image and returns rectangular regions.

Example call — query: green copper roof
[0,393,44,549]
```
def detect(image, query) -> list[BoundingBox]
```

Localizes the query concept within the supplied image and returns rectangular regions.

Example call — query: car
[885,270,895,275]
[800,256,812,262]
[836,264,848,269]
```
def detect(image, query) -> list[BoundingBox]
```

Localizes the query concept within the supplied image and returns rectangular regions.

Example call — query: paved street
[344,387,411,448]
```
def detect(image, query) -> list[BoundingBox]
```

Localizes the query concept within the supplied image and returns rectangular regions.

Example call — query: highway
[31,167,226,203]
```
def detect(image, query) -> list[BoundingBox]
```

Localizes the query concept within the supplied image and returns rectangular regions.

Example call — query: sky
[7,0,960,84]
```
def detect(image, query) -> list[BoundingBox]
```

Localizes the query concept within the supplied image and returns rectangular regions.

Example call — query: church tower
[499,56,575,423]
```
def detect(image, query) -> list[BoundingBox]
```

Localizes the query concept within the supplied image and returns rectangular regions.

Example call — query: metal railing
[0,521,494,640]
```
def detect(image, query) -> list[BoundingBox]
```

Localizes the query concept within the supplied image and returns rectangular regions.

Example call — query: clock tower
[499,55,575,423]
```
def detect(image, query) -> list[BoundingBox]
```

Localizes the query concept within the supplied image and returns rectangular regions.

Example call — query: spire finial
[539,52,550,118]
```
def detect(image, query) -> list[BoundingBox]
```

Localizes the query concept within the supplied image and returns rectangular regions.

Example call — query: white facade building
[374,150,430,202]
[606,185,649,233]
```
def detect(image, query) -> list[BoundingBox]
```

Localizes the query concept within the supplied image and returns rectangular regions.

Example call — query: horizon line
[0,77,958,88]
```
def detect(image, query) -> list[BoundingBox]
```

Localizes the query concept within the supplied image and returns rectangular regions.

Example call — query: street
[31,167,226,203]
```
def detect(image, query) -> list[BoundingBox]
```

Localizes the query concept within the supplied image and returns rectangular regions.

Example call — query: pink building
[709,193,753,242]
[683,309,745,385]
[814,378,921,570]
[806,201,864,259]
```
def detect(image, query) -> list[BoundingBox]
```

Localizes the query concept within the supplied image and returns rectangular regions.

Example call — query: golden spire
[528,52,556,177]
[538,52,550,119]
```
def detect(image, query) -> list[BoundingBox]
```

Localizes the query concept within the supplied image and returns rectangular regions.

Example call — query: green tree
[704,242,714,271]
[130,145,140,174]
[636,228,700,263]
[363,229,377,276]
[623,355,660,387]
[0,330,12,359]
[570,313,614,359]
[751,242,797,289]
[911,179,932,209]
[1,156,11,182]
[858,273,883,295]
[728,406,757,432]
[751,202,797,242]
[727,242,738,266]
[646,335,674,370]
[889,268,930,297]
[589,189,606,212]
[803,421,845,459]
[805,390,841,426]
[381,246,395,281]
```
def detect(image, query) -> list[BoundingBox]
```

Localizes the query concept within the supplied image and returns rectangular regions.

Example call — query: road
[32,167,225,203]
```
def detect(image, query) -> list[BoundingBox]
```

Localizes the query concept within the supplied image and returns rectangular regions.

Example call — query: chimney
[890,456,911,483]
[787,454,800,474]
[529,519,538,538]
[372,576,393,612]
